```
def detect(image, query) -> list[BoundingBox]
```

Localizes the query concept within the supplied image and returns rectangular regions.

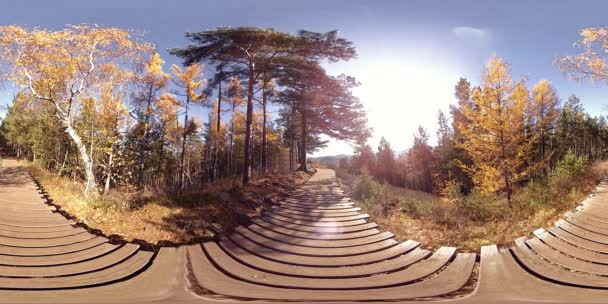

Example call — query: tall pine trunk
[242,63,254,185]
[228,102,235,177]
[261,88,268,174]
[212,81,222,182]
[298,107,308,172]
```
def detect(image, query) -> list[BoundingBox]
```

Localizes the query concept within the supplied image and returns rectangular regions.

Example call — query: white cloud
[452,26,490,41]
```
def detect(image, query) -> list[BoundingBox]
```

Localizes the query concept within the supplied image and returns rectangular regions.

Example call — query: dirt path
[1,158,23,168]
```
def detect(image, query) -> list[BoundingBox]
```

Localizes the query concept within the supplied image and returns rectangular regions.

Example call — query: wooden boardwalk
[1,161,608,303]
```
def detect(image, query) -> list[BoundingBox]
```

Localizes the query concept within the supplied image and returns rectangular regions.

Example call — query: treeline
[0,25,370,195]
[350,56,608,204]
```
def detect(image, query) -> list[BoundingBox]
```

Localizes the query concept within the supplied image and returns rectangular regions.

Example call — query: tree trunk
[65,121,95,196]
[58,148,69,177]
[137,90,153,190]
[157,123,166,185]
[289,140,294,172]
[178,98,189,195]
[242,63,254,185]
[211,81,222,182]
[261,88,268,175]
[104,145,114,194]
[228,102,235,177]
[298,107,308,172]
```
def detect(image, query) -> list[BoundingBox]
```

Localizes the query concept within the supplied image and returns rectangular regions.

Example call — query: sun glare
[319,54,463,156]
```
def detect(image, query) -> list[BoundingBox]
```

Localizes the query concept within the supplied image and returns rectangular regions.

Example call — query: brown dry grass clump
[21,161,312,245]
[336,161,608,252]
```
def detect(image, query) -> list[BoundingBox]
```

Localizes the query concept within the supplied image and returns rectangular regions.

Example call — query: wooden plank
[0,236,107,256]
[0,244,139,277]
[227,233,417,267]
[557,219,608,245]
[272,205,362,216]
[0,243,118,266]
[549,226,608,254]
[247,223,394,247]
[251,218,380,240]
[233,226,398,256]
[0,227,87,239]
[217,239,427,278]
[512,237,608,288]
[203,243,455,289]
[0,251,153,289]
[526,237,608,275]
[188,245,475,301]
[534,228,608,264]
[258,215,377,233]
[261,213,367,227]
[264,209,369,222]
[0,232,95,247]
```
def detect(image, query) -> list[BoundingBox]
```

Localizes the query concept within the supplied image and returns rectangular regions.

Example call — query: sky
[1,0,608,156]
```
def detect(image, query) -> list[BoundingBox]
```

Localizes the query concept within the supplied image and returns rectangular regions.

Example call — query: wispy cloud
[452,26,490,41]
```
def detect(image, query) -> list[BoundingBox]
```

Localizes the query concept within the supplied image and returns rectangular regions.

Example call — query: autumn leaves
[0,25,370,196]
[0,25,152,195]
[457,56,555,204]
[350,28,608,206]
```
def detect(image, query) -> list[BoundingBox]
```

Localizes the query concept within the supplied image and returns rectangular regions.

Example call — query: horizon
[1,0,608,157]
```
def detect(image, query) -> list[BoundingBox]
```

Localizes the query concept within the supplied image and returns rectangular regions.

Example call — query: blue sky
[1,0,608,156]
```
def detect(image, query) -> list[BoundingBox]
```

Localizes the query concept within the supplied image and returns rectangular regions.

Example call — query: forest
[350,56,608,202]
[0,26,370,197]
[2,25,608,249]
[332,28,608,249]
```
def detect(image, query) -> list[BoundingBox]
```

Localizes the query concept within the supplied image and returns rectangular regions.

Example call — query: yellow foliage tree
[531,79,559,174]
[0,25,152,195]
[98,83,129,193]
[557,27,608,82]
[133,52,171,189]
[226,76,245,175]
[162,63,206,193]
[457,56,532,205]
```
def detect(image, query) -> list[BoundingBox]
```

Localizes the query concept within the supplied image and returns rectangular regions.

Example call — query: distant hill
[310,154,352,167]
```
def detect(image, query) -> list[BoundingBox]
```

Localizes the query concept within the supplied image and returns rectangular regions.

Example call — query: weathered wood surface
[2,159,608,303]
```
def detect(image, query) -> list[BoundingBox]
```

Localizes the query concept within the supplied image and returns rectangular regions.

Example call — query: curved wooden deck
[185,169,475,301]
[1,160,608,303]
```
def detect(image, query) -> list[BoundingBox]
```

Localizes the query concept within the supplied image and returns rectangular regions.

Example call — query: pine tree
[449,78,474,193]
[531,79,560,175]
[375,137,395,183]
[457,56,532,205]
[407,126,435,192]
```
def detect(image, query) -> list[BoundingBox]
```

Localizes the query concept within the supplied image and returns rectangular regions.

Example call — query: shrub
[352,171,385,201]
[550,150,588,189]
[519,179,553,210]
[399,194,436,217]
[459,189,499,221]
[442,179,463,201]
[352,171,390,214]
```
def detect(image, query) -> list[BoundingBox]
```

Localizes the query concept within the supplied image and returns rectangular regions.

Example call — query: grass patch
[336,159,608,252]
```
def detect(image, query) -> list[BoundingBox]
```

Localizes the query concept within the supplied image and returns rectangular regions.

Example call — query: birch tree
[0,25,151,195]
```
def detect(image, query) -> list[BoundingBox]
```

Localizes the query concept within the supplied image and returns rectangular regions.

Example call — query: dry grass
[336,162,608,252]
[8,159,311,245]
